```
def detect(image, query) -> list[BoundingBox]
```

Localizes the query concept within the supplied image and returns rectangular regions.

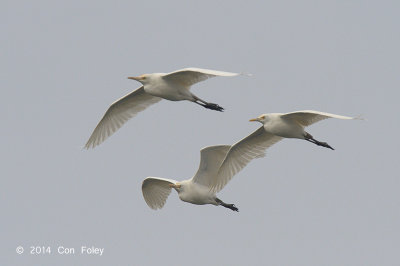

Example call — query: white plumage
[85,68,240,149]
[209,110,359,192]
[248,110,359,151]
[142,131,282,211]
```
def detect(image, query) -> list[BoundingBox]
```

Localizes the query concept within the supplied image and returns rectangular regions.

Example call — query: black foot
[315,141,334,150]
[226,204,239,212]
[203,103,224,112]
[216,198,239,212]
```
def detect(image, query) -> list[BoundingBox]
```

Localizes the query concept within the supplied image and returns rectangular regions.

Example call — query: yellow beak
[127,76,144,81]
[249,118,259,122]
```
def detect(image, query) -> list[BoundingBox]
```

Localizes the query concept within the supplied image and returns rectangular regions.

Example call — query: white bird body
[176,180,218,206]
[261,113,305,139]
[85,67,240,149]
[142,145,237,211]
[142,138,284,211]
[250,110,359,151]
[142,177,219,208]
[140,73,192,101]
[206,110,359,192]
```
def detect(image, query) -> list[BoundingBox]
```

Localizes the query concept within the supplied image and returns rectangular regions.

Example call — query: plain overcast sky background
[2,0,399,265]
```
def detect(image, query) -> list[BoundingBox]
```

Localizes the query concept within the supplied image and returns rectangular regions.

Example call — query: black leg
[192,95,224,112]
[216,198,239,212]
[305,132,334,150]
[203,102,224,112]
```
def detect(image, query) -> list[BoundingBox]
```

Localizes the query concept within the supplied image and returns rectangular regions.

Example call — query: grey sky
[2,0,399,265]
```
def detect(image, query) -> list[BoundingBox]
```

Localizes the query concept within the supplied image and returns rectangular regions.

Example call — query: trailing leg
[216,198,239,212]
[192,95,224,112]
[304,132,334,150]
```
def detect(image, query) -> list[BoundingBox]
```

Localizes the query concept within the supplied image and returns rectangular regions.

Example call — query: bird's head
[127,74,151,84]
[249,114,268,124]
[169,183,182,192]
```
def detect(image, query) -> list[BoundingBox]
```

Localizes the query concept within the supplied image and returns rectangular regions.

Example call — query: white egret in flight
[249,110,359,150]
[142,145,239,212]
[142,127,282,212]
[85,68,240,149]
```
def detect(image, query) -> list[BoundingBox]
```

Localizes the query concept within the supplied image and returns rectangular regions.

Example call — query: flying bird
[249,110,359,151]
[85,68,240,149]
[206,110,359,192]
[142,110,360,206]
[142,128,283,212]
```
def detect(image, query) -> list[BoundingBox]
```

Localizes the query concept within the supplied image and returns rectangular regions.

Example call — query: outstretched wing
[85,86,162,149]
[162,68,239,88]
[142,177,179,210]
[191,145,231,187]
[210,127,283,193]
[281,110,355,128]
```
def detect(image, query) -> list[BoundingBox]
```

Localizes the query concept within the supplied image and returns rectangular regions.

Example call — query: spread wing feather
[85,86,161,149]
[191,145,231,187]
[281,110,355,127]
[162,68,239,88]
[211,127,283,193]
[142,177,179,210]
